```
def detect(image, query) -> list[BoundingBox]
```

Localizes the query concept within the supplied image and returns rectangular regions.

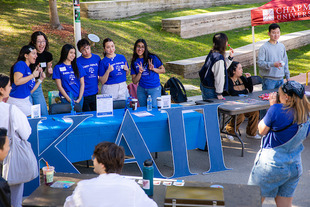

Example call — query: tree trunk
[49,0,63,30]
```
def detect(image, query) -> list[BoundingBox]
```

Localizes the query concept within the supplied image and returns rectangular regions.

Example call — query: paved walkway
[75,74,310,206]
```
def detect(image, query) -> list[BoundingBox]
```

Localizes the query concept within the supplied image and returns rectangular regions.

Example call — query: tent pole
[252,26,257,76]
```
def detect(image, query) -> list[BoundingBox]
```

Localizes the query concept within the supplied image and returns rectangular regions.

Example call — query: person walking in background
[29,31,53,116]
[0,73,32,207]
[258,23,290,90]
[225,61,260,140]
[99,38,129,101]
[8,45,45,116]
[64,142,157,207]
[248,81,310,207]
[0,128,11,207]
[131,39,165,107]
[52,44,86,108]
[77,38,101,111]
[199,33,234,100]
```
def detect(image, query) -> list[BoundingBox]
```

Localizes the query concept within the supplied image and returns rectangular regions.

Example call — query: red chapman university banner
[251,0,310,26]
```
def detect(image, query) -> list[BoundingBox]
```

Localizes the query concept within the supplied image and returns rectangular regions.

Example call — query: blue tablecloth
[36,107,206,163]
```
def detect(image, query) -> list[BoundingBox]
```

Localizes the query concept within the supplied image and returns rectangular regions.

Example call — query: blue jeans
[137,85,161,107]
[30,84,48,116]
[200,83,217,100]
[262,78,284,90]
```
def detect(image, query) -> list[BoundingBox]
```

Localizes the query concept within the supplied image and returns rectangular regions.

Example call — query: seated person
[225,61,261,140]
[0,128,11,207]
[64,142,157,207]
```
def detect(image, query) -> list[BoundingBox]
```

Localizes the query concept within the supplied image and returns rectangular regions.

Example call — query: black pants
[83,94,97,111]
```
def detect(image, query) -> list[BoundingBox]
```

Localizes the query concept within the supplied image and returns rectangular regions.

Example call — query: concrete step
[166,30,310,79]
[162,8,253,38]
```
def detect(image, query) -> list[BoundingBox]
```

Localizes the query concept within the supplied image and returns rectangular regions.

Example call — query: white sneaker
[246,134,261,140]
[226,134,234,141]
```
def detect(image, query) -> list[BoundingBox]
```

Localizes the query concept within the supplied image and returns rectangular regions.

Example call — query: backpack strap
[172,77,187,97]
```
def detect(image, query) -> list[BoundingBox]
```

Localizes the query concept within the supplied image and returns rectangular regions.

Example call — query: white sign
[161,95,171,109]
[31,104,41,118]
[96,94,113,117]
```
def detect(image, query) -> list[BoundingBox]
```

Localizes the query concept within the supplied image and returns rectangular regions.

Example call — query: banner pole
[73,0,82,57]
[252,26,257,76]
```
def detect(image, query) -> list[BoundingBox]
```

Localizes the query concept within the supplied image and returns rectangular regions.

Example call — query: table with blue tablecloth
[25,104,228,196]
[33,106,206,164]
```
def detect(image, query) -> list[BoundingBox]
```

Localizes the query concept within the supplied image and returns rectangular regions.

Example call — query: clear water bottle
[147,95,152,111]
[142,159,154,197]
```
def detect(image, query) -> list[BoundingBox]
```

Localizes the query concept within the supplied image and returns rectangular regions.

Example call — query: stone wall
[162,8,253,38]
[166,30,310,78]
[80,0,268,20]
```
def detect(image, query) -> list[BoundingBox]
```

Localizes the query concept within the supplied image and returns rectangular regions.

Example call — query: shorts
[248,152,302,198]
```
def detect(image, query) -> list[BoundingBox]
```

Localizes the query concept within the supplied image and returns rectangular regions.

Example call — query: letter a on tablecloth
[115,110,165,178]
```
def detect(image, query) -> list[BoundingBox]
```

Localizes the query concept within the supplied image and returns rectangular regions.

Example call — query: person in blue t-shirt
[29,31,53,116]
[98,38,129,100]
[130,39,165,107]
[8,45,45,116]
[248,81,310,206]
[53,44,86,108]
[77,38,101,111]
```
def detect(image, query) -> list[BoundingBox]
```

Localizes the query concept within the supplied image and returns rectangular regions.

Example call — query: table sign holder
[96,94,113,117]
[31,104,41,118]
[161,95,171,109]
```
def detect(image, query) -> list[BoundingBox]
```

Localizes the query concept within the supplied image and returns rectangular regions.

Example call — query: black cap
[144,159,153,166]
[282,81,305,99]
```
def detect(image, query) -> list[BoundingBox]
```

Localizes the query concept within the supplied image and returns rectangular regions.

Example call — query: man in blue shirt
[77,39,101,111]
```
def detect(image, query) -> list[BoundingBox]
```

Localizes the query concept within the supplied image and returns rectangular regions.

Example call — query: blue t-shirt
[52,63,86,98]
[10,61,35,98]
[262,104,310,149]
[98,54,128,85]
[77,54,101,97]
[131,55,162,89]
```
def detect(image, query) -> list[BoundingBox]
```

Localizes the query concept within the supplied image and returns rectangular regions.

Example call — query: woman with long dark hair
[8,45,45,116]
[225,61,260,140]
[29,31,53,115]
[199,33,234,100]
[0,73,32,207]
[52,44,85,107]
[131,39,165,107]
[98,38,129,100]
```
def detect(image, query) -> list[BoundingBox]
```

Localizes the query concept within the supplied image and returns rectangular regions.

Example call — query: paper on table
[132,111,154,117]
[96,94,113,117]
[182,110,195,114]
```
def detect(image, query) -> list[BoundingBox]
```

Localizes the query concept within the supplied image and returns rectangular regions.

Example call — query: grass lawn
[0,0,310,97]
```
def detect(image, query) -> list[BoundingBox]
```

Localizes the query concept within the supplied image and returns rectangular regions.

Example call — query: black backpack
[164,77,187,103]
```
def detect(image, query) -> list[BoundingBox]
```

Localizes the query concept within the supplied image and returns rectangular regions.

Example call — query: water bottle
[147,95,152,111]
[142,159,154,196]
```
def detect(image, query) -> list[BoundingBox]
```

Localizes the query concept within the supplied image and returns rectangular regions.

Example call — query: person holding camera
[248,81,310,206]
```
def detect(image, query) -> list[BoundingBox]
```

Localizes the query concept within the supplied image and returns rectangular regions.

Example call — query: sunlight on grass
[1,0,310,97]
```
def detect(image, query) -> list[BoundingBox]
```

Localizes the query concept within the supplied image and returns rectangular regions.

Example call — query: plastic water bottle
[142,159,154,196]
[147,95,152,111]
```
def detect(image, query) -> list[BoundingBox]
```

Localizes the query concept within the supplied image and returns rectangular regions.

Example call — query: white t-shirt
[64,173,158,207]
[0,102,31,140]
